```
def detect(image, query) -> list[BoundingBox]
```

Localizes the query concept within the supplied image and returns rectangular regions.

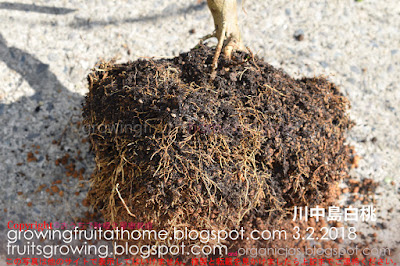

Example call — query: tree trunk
[206,0,245,70]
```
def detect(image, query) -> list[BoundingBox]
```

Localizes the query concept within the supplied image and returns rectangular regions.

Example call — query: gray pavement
[0,0,399,263]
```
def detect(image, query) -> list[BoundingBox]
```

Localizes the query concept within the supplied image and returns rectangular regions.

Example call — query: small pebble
[294,29,305,41]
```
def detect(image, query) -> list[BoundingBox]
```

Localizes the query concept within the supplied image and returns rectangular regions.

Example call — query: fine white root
[116,183,136,217]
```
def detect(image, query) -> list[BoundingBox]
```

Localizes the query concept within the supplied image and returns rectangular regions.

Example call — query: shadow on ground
[0,32,88,255]
[0,2,76,14]
[68,1,207,28]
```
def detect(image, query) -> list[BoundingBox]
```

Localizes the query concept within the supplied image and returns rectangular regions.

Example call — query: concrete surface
[0,0,399,264]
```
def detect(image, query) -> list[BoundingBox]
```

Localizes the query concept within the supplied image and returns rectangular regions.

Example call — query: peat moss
[82,44,353,258]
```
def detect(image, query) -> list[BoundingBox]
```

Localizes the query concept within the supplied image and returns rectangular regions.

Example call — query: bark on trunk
[206,0,245,70]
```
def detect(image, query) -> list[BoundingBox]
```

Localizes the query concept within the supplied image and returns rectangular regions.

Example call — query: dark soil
[82,44,353,260]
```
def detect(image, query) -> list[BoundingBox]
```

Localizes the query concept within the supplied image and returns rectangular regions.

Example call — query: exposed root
[115,183,135,217]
